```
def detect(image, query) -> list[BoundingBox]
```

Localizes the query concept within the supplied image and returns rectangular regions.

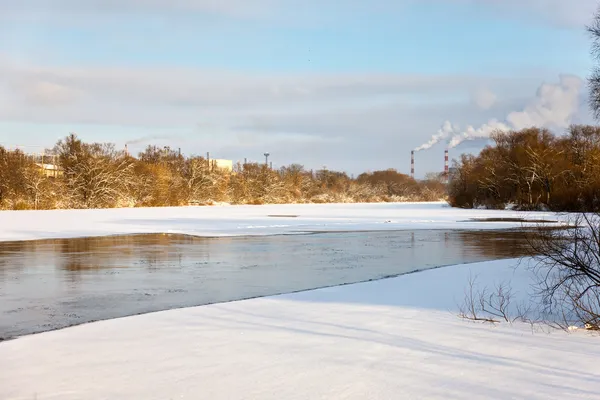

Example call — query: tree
[447,154,478,208]
[279,164,307,200]
[184,156,228,204]
[228,163,287,204]
[55,134,134,208]
[447,126,600,212]
[22,164,48,210]
[136,145,187,206]
[0,147,31,209]
[528,214,600,330]
[70,154,134,208]
[588,7,600,120]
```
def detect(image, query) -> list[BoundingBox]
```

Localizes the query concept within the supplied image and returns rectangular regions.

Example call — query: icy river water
[0,229,535,340]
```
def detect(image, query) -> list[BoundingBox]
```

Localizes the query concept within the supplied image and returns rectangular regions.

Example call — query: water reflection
[0,229,535,340]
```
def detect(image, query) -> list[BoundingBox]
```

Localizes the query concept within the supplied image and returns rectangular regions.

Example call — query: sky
[0,0,597,177]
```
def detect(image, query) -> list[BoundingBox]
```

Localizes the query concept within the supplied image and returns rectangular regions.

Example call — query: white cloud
[0,0,595,27]
[481,0,598,27]
[434,74,585,149]
[471,87,497,110]
[0,58,588,174]
[0,0,273,18]
[507,74,582,129]
[18,81,81,106]
[0,59,503,125]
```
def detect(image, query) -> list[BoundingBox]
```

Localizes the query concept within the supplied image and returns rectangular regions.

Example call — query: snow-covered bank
[0,202,564,242]
[2,258,599,400]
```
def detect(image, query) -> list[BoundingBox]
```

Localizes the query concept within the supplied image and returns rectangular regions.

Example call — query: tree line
[448,125,600,212]
[0,133,446,210]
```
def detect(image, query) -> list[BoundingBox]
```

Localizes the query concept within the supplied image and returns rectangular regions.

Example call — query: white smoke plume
[413,120,459,152]
[125,135,172,146]
[505,75,582,131]
[447,119,510,148]
[415,74,584,151]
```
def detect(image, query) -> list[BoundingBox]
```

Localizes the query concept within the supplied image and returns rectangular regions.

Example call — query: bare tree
[588,6,600,120]
[69,155,134,208]
[184,156,228,204]
[528,214,600,330]
[54,135,136,208]
[22,164,48,210]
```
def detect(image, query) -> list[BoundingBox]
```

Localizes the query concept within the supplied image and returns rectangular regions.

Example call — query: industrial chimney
[444,148,449,182]
[124,144,129,157]
[410,150,415,179]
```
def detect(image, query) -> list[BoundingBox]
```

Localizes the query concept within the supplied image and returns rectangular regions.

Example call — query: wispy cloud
[0,58,514,126]
[463,0,598,27]
[1,57,566,171]
[0,0,274,18]
[0,0,594,27]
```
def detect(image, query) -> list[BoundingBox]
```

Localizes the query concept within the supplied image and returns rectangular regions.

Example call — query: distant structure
[443,148,449,183]
[12,150,64,178]
[210,159,233,172]
[35,162,63,178]
[410,148,451,183]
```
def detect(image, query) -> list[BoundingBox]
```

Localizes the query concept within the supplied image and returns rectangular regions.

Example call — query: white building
[211,159,233,172]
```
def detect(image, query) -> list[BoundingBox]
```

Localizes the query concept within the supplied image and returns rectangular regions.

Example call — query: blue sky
[0,0,597,176]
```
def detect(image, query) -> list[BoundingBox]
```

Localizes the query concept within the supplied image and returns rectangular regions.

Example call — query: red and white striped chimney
[444,148,449,181]
[411,150,415,179]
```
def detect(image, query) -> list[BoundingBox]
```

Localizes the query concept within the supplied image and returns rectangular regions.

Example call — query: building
[35,163,63,178]
[211,159,233,172]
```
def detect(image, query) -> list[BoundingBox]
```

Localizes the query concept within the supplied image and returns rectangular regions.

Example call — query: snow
[1,202,595,398]
[2,258,600,400]
[0,201,565,241]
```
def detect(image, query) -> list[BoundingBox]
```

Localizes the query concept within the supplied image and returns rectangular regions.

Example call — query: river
[0,229,535,340]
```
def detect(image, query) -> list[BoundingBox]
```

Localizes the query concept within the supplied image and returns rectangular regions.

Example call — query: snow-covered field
[0,201,564,241]
[1,202,595,399]
[2,257,599,400]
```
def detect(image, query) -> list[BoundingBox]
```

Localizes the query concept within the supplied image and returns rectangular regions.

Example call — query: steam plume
[125,135,171,146]
[414,74,583,151]
[447,74,583,149]
[447,119,510,148]
[413,121,458,152]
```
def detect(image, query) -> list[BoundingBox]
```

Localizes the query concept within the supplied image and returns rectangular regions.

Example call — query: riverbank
[0,201,564,242]
[2,257,599,399]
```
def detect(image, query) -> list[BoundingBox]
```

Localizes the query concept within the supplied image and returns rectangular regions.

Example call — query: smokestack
[410,150,415,179]
[444,148,449,182]
[124,144,129,156]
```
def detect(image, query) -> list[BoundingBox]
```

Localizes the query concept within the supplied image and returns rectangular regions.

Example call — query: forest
[0,133,446,210]
[448,124,600,212]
